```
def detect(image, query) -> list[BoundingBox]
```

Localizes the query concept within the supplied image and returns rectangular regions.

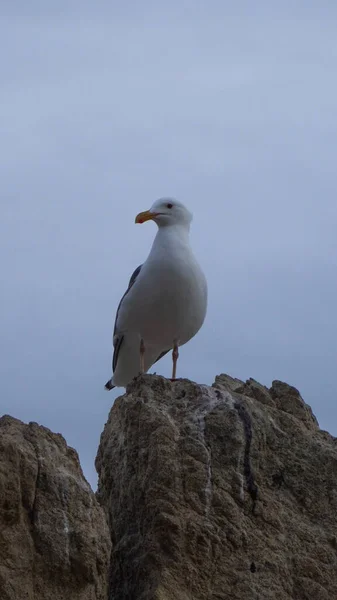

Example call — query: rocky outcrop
[96,374,337,600]
[2,374,337,600]
[0,415,111,600]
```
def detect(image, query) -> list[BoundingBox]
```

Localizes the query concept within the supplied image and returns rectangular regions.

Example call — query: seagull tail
[104,378,115,391]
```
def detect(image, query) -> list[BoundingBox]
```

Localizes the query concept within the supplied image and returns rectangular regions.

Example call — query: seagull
[104,198,207,389]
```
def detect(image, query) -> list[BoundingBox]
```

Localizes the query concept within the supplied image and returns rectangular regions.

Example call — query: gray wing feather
[112,264,142,372]
[154,349,170,364]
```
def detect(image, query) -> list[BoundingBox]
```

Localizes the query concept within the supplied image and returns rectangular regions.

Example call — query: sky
[1,2,337,488]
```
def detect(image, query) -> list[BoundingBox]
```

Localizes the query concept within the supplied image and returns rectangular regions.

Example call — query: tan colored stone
[0,415,111,600]
[97,374,337,600]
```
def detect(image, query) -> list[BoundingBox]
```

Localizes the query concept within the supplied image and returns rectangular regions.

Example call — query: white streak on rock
[195,386,235,517]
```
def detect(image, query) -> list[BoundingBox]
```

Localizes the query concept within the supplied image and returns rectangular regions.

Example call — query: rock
[96,374,337,600]
[0,415,111,600]
[2,373,336,600]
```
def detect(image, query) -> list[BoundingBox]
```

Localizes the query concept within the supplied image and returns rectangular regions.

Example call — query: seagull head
[135,198,193,229]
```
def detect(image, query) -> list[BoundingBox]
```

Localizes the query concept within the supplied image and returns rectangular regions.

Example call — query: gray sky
[2,3,337,488]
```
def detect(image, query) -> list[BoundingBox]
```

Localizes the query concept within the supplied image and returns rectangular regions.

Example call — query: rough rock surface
[0,415,111,600]
[96,373,337,600]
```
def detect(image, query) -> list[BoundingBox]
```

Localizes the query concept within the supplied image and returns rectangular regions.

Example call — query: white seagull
[105,198,207,389]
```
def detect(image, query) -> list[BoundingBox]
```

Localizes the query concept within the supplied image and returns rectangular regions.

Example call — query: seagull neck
[151,224,190,253]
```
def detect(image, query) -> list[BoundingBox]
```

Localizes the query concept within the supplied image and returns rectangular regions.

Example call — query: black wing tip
[104,379,115,391]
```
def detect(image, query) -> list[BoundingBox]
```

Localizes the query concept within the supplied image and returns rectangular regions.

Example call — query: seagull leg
[171,340,179,381]
[139,338,145,374]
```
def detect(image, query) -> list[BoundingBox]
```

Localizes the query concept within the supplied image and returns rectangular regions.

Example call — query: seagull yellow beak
[135,210,156,224]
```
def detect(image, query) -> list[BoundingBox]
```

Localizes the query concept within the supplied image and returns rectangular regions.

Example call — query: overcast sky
[2,2,337,488]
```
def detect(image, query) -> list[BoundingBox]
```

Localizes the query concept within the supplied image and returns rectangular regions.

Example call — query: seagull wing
[154,349,170,364]
[112,264,142,372]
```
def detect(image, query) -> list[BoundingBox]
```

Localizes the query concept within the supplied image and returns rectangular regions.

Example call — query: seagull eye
[166,203,173,209]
